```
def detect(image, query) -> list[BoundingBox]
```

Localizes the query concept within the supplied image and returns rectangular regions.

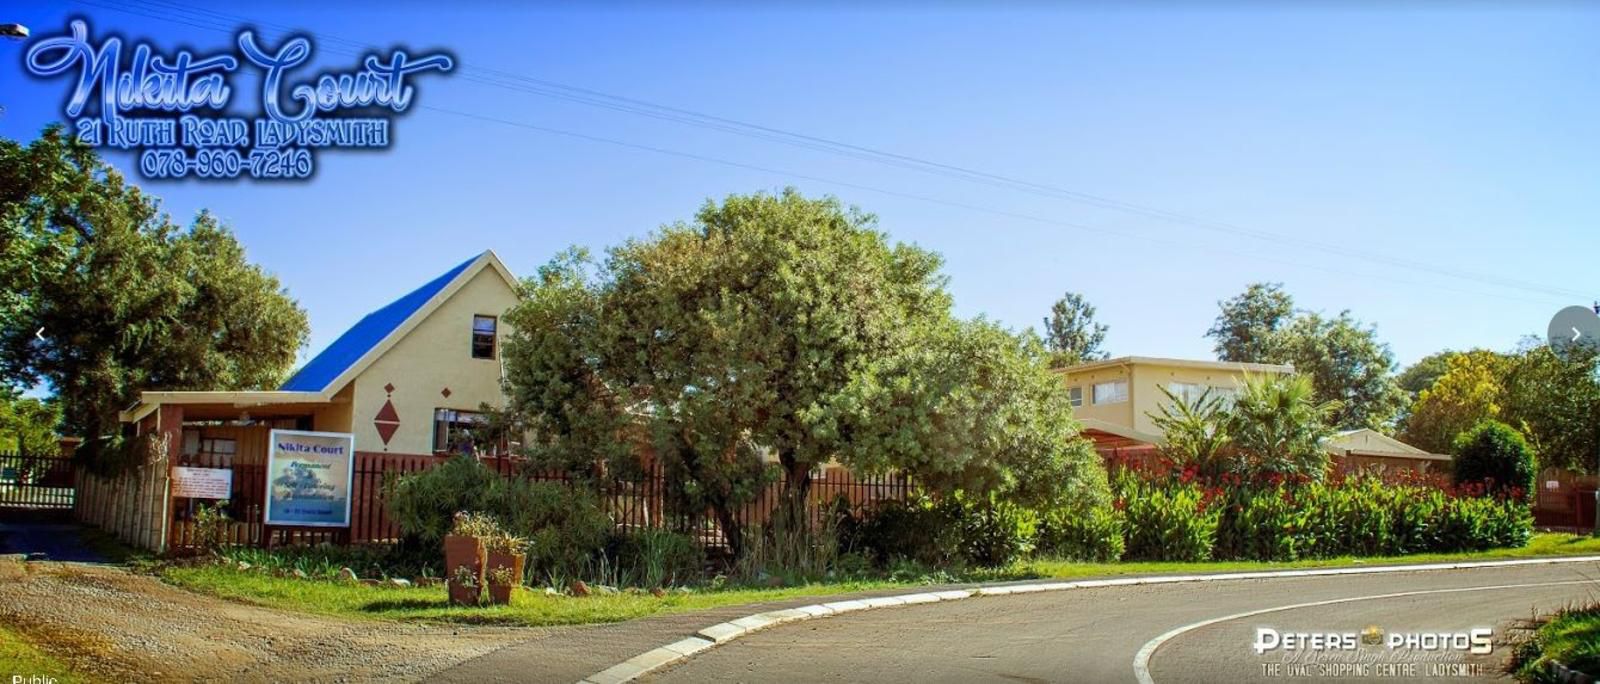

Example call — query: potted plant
[448,564,481,605]
[443,512,500,606]
[484,533,529,605]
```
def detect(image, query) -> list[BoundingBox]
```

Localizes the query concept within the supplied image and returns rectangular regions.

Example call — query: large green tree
[1499,341,1600,474]
[0,390,60,454]
[1398,350,1507,453]
[1206,283,1294,362]
[1042,291,1109,368]
[0,126,309,448]
[501,190,1108,553]
[1205,283,1404,430]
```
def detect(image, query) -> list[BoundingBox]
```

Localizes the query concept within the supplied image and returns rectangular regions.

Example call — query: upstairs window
[472,315,497,359]
[1092,380,1128,405]
[1167,382,1208,405]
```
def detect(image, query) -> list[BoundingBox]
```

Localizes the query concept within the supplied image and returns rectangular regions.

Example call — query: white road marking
[1132,579,1595,684]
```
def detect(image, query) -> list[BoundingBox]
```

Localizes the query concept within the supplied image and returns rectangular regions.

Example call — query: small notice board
[172,466,233,500]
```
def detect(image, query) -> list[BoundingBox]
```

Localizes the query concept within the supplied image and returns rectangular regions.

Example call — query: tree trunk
[777,450,813,532]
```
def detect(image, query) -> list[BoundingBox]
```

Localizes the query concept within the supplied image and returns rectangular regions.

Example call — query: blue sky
[3,2,1596,373]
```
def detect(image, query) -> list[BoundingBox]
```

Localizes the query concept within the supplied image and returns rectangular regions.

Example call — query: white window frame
[1068,386,1084,408]
[1092,380,1128,405]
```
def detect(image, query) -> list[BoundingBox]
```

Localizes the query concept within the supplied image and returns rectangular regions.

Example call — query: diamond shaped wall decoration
[374,399,401,445]
[441,387,452,398]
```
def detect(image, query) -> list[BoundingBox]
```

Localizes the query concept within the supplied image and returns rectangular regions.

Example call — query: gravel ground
[0,558,537,683]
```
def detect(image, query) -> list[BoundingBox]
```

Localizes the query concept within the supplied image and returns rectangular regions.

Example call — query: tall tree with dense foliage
[0,127,309,451]
[1397,350,1458,397]
[1042,291,1109,368]
[833,318,1110,511]
[0,390,60,454]
[1399,350,1507,453]
[502,190,1112,555]
[1205,283,1404,430]
[1499,342,1600,475]
[1206,283,1294,362]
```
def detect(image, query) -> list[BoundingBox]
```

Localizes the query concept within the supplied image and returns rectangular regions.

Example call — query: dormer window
[472,315,497,359]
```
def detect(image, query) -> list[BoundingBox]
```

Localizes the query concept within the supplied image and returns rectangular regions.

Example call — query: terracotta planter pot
[447,581,480,606]
[485,551,526,605]
[443,535,486,607]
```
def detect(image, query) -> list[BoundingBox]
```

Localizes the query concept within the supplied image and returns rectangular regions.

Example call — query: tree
[1206,283,1293,362]
[1399,350,1507,453]
[1147,386,1233,479]
[1205,283,1404,430]
[501,190,1113,556]
[833,318,1110,512]
[0,390,60,454]
[0,126,309,448]
[1397,350,1458,396]
[1499,342,1600,475]
[1451,420,1536,501]
[1042,292,1108,368]
[1226,373,1339,479]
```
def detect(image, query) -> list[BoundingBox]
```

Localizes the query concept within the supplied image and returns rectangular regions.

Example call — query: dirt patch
[0,559,536,682]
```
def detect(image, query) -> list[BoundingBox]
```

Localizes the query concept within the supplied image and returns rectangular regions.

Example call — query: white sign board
[1546,480,1561,491]
[264,429,355,528]
[172,466,233,500]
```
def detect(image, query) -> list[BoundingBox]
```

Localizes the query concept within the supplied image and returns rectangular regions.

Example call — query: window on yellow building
[1092,380,1128,405]
[472,315,497,359]
[433,408,486,454]
[1068,386,1084,407]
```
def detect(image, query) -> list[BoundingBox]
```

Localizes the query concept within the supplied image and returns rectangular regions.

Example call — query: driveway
[638,562,1600,683]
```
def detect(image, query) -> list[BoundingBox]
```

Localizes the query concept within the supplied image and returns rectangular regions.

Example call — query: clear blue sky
[4,2,1596,373]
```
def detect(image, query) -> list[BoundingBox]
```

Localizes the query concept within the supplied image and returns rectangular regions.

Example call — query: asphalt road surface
[642,561,1600,684]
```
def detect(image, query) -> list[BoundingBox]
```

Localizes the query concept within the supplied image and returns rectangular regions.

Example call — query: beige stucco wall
[1060,360,1286,436]
[1128,363,1262,435]
[1057,364,1133,428]
[346,267,519,455]
[311,383,355,433]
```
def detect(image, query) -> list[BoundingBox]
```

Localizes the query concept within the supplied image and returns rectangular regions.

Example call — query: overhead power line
[62,0,1590,305]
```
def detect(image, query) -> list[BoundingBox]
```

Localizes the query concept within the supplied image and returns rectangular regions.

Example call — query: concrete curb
[578,555,1600,683]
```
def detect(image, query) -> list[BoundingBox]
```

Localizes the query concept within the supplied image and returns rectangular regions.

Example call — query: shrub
[1226,373,1338,480]
[607,529,704,587]
[1452,420,1536,502]
[853,496,1034,569]
[957,501,1036,567]
[1213,486,1303,562]
[1118,476,1219,562]
[1037,505,1125,562]
[853,498,962,568]
[385,456,612,581]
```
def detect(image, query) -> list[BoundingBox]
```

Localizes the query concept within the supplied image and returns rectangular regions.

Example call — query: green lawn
[0,625,80,684]
[160,533,1600,629]
[1514,605,1600,681]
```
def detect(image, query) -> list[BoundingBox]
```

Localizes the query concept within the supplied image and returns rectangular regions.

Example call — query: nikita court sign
[23,19,452,180]
[264,429,355,528]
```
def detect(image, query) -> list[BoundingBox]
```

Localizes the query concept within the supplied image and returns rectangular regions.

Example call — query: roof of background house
[278,251,485,393]
[1322,428,1446,459]
[1054,355,1294,375]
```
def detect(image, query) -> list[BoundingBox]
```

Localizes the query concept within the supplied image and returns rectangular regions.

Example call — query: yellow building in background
[1053,356,1292,449]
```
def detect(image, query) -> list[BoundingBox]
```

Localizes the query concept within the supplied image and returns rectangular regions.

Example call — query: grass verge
[159,532,1600,629]
[1512,604,1600,682]
[0,624,81,684]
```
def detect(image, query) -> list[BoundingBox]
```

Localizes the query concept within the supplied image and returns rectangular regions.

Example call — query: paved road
[0,520,106,562]
[642,562,1600,684]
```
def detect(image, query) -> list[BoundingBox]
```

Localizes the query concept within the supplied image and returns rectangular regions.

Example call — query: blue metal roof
[279,253,483,392]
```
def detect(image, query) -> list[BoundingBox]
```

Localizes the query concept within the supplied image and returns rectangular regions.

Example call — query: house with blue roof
[120,250,521,460]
